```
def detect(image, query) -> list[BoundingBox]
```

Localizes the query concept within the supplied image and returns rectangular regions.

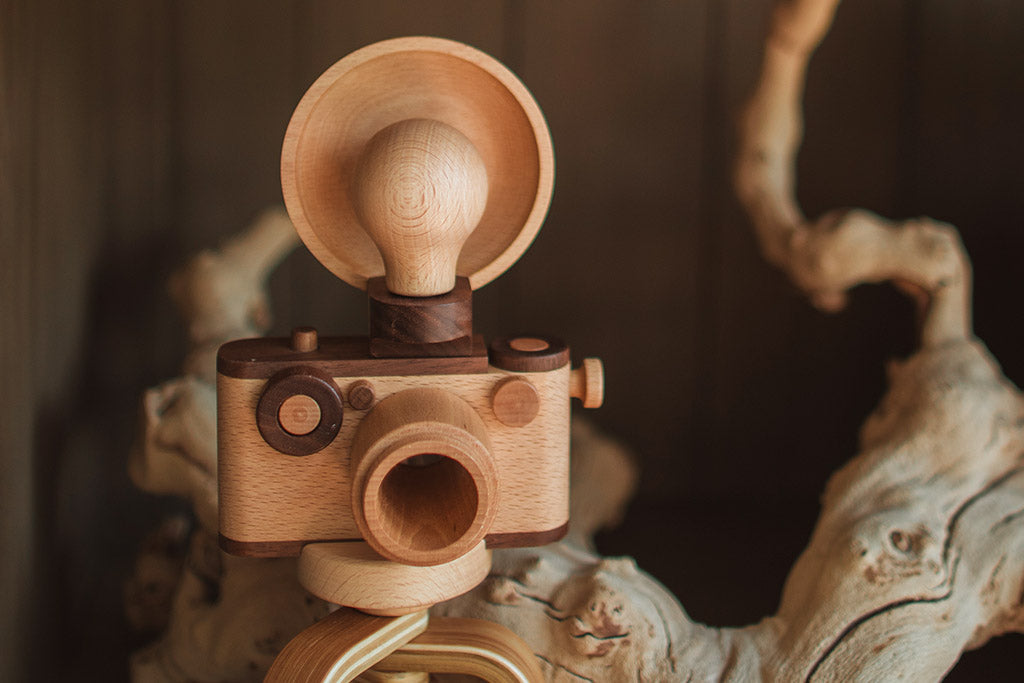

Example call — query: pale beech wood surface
[297,542,491,615]
[218,366,572,548]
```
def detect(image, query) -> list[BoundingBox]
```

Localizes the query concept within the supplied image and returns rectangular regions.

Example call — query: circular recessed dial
[256,367,344,456]
[489,334,570,372]
[281,36,555,292]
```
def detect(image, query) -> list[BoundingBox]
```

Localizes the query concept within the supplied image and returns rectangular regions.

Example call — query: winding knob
[353,118,489,297]
[570,358,605,409]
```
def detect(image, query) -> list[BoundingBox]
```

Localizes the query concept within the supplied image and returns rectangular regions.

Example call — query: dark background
[2,0,1022,679]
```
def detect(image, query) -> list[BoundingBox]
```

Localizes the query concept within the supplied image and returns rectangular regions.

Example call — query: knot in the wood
[889,529,915,555]
[353,118,489,297]
[554,567,635,658]
[853,524,943,586]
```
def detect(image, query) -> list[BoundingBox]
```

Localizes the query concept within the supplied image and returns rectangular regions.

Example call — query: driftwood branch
[728,0,1022,677]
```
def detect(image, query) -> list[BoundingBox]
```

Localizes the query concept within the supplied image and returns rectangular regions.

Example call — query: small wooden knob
[278,394,321,435]
[348,379,377,411]
[353,119,489,297]
[291,326,319,352]
[570,357,604,409]
[491,377,540,427]
[508,337,549,352]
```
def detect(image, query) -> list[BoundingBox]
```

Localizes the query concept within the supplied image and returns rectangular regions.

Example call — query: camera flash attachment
[217,38,604,620]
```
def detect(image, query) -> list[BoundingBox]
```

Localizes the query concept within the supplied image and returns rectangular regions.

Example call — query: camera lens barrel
[349,387,499,566]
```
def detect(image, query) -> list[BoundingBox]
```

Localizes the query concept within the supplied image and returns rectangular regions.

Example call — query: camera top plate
[217,334,489,380]
[281,37,555,293]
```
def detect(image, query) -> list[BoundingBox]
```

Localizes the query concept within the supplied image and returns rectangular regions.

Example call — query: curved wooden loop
[267,610,543,683]
[265,609,428,683]
[374,617,544,682]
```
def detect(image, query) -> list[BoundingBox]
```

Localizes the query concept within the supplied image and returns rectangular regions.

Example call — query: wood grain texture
[218,525,571,559]
[491,377,541,427]
[368,276,473,355]
[368,337,478,360]
[279,394,321,435]
[359,671,428,683]
[266,608,428,683]
[267,609,541,682]
[292,327,320,352]
[354,119,489,297]
[280,1,508,335]
[484,523,568,549]
[219,365,572,552]
[297,542,490,614]
[217,535,313,559]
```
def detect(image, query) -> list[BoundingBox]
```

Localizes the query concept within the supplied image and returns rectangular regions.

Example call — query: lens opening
[377,454,479,553]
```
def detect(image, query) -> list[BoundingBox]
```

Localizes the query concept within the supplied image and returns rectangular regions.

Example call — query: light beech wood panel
[219,367,571,547]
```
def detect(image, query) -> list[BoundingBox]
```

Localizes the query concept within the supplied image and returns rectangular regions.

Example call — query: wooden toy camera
[217,38,603,577]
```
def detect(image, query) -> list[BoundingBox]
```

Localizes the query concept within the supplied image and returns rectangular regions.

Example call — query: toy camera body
[218,324,589,566]
[216,37,603,573]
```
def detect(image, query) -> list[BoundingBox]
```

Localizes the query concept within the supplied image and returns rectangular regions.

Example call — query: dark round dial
[256,366,344,456]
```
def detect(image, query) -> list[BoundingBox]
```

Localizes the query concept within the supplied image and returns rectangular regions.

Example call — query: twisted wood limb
[735,0,970,347]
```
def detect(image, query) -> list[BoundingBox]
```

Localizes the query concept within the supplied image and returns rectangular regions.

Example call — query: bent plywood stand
[215,38,603,681]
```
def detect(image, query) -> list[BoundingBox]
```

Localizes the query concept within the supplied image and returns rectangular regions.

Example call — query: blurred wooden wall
[2,1,1022,679]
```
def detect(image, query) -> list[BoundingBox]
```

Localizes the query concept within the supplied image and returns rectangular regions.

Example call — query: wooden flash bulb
[354,119,489,297]
[216,37,604,681]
